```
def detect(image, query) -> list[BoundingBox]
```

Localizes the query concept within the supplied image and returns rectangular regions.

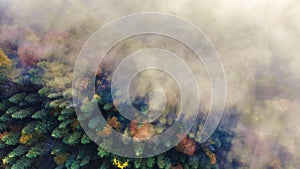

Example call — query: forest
[0,26,240,168]
[1,1,299,168]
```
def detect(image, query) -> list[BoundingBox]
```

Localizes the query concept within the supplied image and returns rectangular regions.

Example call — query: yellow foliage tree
[0,48,12,69]
[113,157,129,169]
[54,153,70,165]
[204,148,217,165]
[19,133,33,144]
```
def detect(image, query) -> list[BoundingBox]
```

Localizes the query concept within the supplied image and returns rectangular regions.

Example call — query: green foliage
[0,113,11,122]
[134,158,143,169]
[11,107,33,119]
[59,101,70,108]
[183,164,190,169]
[38,87,51,97]
[52,127,69,139]
[11,156,34,169]
[0,122,8,130]
[48,93,62,99]
[9,93,26,104]
[61,109,74,116]
[31,109,47,119]
[55,165,65,169]
[22,122,37,134]
[26,143,45,158]
[103,103,113,111]
[63,131,82,145]
[79,155,90,167]
[188,156,200,169]
[99,160,109,169]
[2,155,17,165]
[135,143,144,157]
[59,119,73,129]
[0,100,9,111]
[70,161,80,169]
[49,99,64,108]
[146,157,156,168]
[34,120,52,134]
[157,154,165,169]
[81,134,91,145]
[164,157,171,169]
[6,106,19,115]
[24,93,40,104]
[8,145,27,158]
[0,61,236,169]
[58,114,70,121]
[51,142,69,155]
[65,154,77,169]
[2,132,20,145]
[80,101,95,118]
[97,146,109,158]
[88,117,101,129]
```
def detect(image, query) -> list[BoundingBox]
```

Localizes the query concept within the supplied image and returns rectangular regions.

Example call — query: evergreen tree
[0,47,238,169]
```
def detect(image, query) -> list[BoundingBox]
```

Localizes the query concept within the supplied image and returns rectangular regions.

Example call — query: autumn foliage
[0,48,12,68]
[54,153,70,165]
[130,121,155,139]
[204,148,217,165]
[175,136,197,156]
[17,30,68,66]
[19,134,33,144]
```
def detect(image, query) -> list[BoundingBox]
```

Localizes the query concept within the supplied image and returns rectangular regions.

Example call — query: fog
[1,0,300,168]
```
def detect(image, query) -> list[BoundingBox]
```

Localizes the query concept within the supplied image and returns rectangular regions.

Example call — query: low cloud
[1,0,300,168]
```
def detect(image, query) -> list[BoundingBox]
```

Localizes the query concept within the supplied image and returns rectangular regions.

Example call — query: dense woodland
[0,27,241,169]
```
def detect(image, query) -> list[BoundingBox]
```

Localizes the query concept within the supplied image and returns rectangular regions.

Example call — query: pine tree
[157,154,166,169]
[11,156,34,169]
[2,132,20,145]
[97,146,109,158]
[9,93,26,104]
[8,145,27,158]
[63,130,82,146]
[11,107,33,119]
[146,157,156,168]
[52,127,69,139]
[0,49,237,169]
[81,134,91,145]
[31,109,47,119]
[26,143,45,158]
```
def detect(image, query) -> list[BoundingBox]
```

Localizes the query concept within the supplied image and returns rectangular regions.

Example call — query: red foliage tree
[17,42,41,66]
[175,136,197,156]
[17,30,68,66]
[130,121,155,139]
